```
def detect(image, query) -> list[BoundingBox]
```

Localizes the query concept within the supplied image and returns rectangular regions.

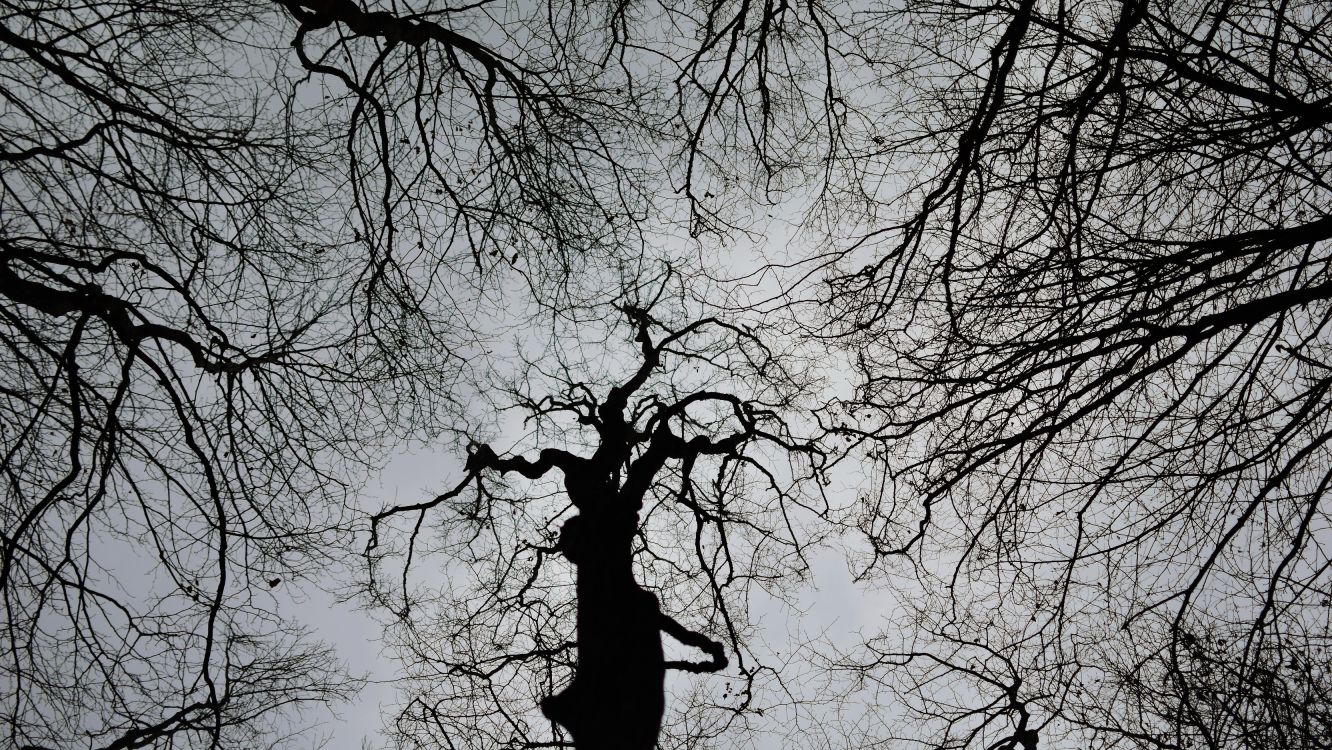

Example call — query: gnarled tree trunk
[540,503,666,750]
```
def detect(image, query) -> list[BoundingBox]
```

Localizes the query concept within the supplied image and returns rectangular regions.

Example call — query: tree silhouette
[366,275,830,749]
[824,1,1332,748]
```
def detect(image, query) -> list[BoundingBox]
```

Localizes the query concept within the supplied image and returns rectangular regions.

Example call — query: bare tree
[366,270,831,749]
[821,1,1332,748]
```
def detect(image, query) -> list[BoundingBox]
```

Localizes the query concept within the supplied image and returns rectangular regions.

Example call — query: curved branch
[660,612,728,674]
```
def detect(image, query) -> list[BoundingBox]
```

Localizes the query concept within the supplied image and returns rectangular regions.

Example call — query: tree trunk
[541,506,666,750]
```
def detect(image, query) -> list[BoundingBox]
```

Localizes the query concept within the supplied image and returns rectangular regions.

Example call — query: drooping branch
[277,0,530,89]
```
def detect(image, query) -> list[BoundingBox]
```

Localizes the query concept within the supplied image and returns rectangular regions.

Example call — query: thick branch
[660,613,728,674]
[276,0,527,88]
